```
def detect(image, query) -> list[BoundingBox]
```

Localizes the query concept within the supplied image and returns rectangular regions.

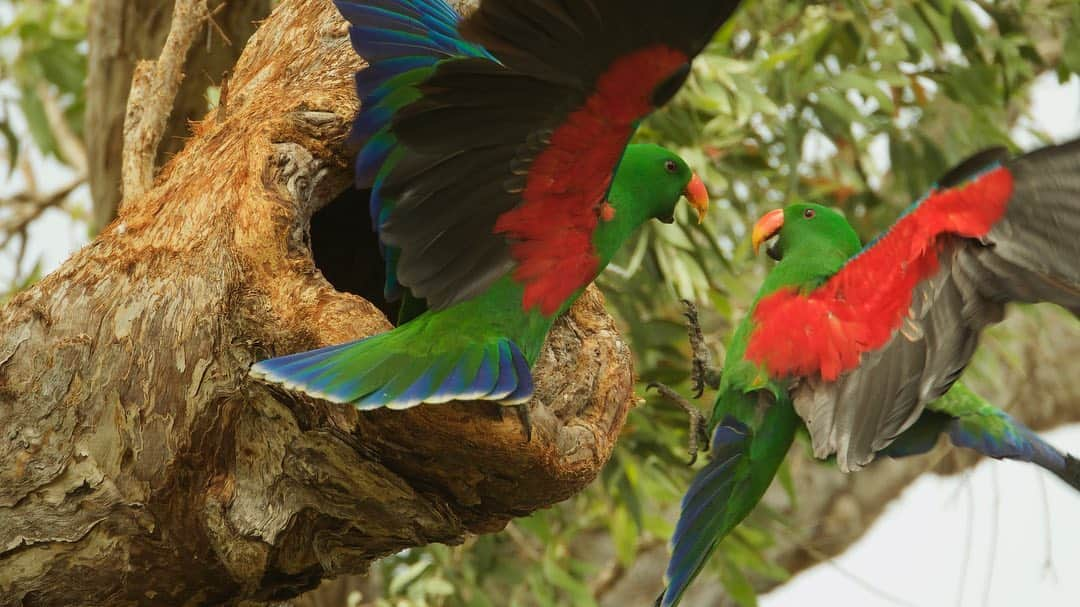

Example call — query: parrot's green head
[750,203,862,294]
[611,144,709,225]
[591,144,709,264]
[751,203,862,262]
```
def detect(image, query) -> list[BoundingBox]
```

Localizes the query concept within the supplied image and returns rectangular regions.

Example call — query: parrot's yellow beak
[752,208,785,255]
[683,173,709,224]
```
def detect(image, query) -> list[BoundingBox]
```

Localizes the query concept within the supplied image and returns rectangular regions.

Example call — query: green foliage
[373,1,1079,605]
[1,0,88,164]
[0,0,89,299]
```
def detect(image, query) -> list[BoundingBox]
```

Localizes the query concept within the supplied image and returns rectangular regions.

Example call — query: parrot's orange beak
[752,208,785,255]
[683,173,709,224]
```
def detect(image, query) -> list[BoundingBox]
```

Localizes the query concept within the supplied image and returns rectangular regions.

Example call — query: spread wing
[344,0,741,313]
[746,139,1080,470]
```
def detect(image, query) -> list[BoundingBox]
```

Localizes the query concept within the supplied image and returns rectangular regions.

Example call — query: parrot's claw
[514,404,533,442]
[681,300,721,397]
[648,382,710,465]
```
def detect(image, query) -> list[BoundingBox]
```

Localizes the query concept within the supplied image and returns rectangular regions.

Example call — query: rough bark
[86,0,272,231]
[0,1,635,605]
[594,307,1080,607]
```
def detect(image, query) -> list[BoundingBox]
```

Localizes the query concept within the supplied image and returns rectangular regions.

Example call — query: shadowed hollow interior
[310,186,400,322]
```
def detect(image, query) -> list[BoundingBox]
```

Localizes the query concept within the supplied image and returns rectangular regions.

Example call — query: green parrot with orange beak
[251,0,732,411]
[657,139,1080,606]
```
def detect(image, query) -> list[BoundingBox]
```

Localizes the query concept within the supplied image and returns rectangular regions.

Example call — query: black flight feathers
[459,0,739,92]
[380,0,742,311]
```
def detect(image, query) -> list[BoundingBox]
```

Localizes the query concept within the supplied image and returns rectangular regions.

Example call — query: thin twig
[0,179,86,252]
[217,70,231,121]
[955,476,973,607]
[121,0,211,202]
[1038,473,1058,582]
[590,538,663,599]
[502,522,543,561]
[767,516,919,607]
[206,1,232,46]
[35,82,88,174]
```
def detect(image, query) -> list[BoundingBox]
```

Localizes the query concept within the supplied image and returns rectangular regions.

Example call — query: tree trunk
[0,1,634,604]
[86,0,272,231]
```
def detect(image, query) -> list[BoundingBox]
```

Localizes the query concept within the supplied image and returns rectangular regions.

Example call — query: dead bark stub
[86,0,273,230]
[0,1,634,604]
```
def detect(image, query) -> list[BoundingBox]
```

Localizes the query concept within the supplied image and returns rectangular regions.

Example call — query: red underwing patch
[746,166,1014,380]
[493,45,688,316]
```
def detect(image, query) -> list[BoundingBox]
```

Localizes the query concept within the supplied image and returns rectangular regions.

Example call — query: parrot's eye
[664,159,678,173]
[803,208,816,219]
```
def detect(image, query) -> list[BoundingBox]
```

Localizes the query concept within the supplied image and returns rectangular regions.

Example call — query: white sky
[765,73,1080,607]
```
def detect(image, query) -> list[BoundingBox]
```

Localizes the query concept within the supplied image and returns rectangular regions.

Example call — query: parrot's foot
[681,300,720,397]
[506,404,532,442]
[648,382,709,465]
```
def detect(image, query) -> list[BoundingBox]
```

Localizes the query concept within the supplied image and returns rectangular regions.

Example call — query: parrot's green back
[250,144,702,409]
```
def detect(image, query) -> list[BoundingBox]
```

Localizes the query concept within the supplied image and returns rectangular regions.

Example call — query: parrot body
[253,144,705,408]
[252,0,732,408]
[659,139,1080,606]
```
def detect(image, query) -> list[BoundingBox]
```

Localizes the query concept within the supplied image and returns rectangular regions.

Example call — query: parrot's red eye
[803,208,816,219]
[664,159,678,173]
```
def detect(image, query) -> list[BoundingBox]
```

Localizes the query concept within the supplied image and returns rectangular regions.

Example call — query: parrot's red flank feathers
[746,167,1015,380]
[494,46,688,315]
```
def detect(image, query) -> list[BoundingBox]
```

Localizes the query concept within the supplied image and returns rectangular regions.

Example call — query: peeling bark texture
[0,1,635,605]
[594,307,1080,607]
[86,0,272,231]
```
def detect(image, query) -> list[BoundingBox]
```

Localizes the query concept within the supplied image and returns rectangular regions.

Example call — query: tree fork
[0,1,635,604]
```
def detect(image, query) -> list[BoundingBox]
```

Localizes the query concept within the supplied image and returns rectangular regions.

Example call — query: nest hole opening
[311,186,402,323]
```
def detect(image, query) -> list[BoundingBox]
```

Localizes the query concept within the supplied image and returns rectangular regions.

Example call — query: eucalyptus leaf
[0,119,18,176]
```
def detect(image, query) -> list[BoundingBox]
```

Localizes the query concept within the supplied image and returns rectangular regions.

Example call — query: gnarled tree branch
[0,1,633,604]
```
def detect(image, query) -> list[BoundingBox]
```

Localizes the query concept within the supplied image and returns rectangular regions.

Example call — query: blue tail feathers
[658,419,749,607]
[250,332,534,409]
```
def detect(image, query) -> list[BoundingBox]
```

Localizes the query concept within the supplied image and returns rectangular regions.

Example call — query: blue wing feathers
[461,342,499,400]
[334,0,495,300]
[428,348,484,403]
[949,411,1079,490]
[252,341,358,388]
[884,402,1080,491]
[352,57,438,108]
[486,341,518,400]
